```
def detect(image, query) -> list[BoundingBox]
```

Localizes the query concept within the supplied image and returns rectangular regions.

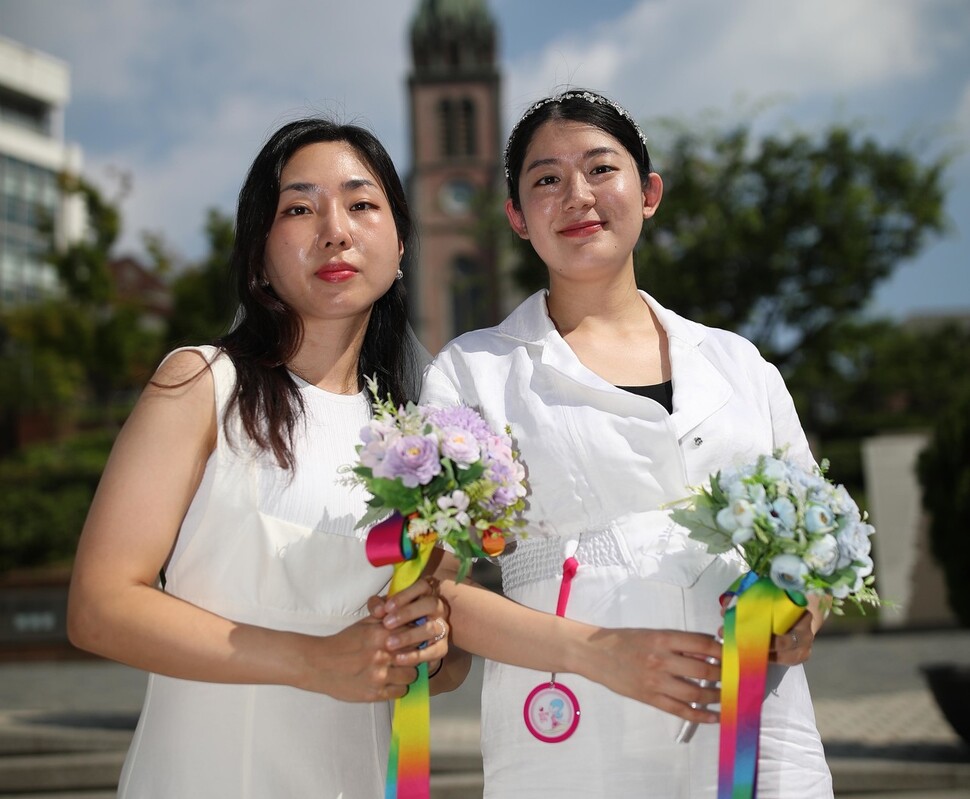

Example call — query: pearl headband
[503,90,649,181]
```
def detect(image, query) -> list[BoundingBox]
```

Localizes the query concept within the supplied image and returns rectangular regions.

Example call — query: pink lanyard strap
[524,547,584,743]
[555,556,579,617]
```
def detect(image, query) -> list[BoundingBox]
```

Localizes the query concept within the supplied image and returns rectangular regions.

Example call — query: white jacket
[421,291,832,798]
[422,290,814,585]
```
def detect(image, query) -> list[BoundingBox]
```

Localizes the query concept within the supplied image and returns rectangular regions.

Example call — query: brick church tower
[406,0,503,353]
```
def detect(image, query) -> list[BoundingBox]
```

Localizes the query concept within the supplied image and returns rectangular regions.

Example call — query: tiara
[503,90,649,181]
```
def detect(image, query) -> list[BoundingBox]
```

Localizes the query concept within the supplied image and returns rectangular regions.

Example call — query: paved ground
[1,627,969,797]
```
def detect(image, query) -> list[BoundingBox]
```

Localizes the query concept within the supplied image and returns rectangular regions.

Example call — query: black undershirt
[616,380,674,414]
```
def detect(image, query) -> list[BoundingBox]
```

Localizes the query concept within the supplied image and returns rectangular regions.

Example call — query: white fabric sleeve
[419,359,463,408]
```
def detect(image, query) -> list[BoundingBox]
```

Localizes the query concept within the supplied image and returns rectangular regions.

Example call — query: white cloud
[505,0,958,126]
[3,0,413,259]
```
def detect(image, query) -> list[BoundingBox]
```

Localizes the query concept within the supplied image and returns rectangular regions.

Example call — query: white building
[0,35,84,306]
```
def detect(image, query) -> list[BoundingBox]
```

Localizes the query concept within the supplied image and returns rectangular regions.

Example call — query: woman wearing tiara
[404,89,833,797]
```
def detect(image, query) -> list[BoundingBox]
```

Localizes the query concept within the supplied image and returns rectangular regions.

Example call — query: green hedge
[0,431,114,572]
[918,393,970,627]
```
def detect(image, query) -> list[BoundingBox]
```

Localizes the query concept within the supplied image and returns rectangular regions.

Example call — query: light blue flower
[830,484,857,516]
[762,457,790,483]
[748,483,767,505]
[770,496,797,532]
[855,554,874,578]
[804,533,840,576]
[769,554,809,592]
[831,581,851,599]
[805,504,835,534]
[836,520,873,567]
[730,498,757,528]
[716,506,739,532]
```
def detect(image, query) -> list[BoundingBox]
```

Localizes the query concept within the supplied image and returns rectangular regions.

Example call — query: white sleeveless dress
[117,346,393,799]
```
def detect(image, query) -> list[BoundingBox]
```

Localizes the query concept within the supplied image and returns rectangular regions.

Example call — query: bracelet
[428,658,444,679]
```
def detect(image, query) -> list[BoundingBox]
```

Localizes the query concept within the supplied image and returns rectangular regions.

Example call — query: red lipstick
[559,220,604,238]
[315,261,358,283]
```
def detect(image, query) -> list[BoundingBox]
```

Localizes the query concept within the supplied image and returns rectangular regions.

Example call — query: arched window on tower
[439,97,478,159]
[460,98,477,157]
[438,98,456,158]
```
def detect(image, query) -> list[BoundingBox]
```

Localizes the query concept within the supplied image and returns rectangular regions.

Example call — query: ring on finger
[431,618,448,643]
[790,630,799,647]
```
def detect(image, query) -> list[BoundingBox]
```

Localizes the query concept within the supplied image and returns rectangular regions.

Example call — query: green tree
[0,175,163,427]
[634,121,948,370]
[49,173,120,305]
[786,318,970,440]
[0,176,158,569]
[166,209,237,346]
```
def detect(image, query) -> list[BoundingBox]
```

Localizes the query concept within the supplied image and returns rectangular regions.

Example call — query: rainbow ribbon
[717,572,806,799]
[365,513,435,799]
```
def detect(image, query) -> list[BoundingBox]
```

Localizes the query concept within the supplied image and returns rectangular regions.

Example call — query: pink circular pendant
[523,681,580,743]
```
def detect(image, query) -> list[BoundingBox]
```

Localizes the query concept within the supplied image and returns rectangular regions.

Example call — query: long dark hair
[216,117,418,469]
[504,89,653,210]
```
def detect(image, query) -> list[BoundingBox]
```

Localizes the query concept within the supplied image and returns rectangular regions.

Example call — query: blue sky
[2,0,967,321]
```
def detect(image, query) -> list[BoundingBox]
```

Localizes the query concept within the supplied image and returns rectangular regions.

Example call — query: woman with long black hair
[68,117,465,797]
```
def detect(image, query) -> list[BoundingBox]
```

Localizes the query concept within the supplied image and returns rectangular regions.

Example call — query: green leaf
[671,507,734,554]
[366,477,422,514]
[455,460,485,484]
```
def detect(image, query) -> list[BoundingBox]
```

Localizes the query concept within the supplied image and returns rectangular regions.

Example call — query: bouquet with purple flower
[350,378,528,582]
[347,381,527,799]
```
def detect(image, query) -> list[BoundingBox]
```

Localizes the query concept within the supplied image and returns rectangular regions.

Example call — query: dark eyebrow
[524,146,621,174]
[279,178,380,194]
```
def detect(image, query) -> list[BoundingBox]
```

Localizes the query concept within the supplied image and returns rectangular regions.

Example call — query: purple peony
[481,435,527,508]
[427,406,493,444]
[375,434,442,488]
[438,426,481,468]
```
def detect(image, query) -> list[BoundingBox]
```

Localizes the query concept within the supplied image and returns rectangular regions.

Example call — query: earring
[396,269,404,281]
[258,277,270,288]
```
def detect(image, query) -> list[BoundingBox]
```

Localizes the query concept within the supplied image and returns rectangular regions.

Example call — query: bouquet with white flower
[669,451,879,799]
[670,451,879,612]
[350,377,528,582]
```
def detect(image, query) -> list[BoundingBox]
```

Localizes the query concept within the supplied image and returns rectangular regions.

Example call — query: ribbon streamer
[366,513,435,799]
[717,572,806,799]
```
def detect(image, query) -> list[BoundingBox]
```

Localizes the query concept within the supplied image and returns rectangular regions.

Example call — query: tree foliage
[166,209,237,346]
[635,121,948,370]
[918,390,970,627]
[50,173,121,304]
[786,318,970,440]
[0,175,164,425]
